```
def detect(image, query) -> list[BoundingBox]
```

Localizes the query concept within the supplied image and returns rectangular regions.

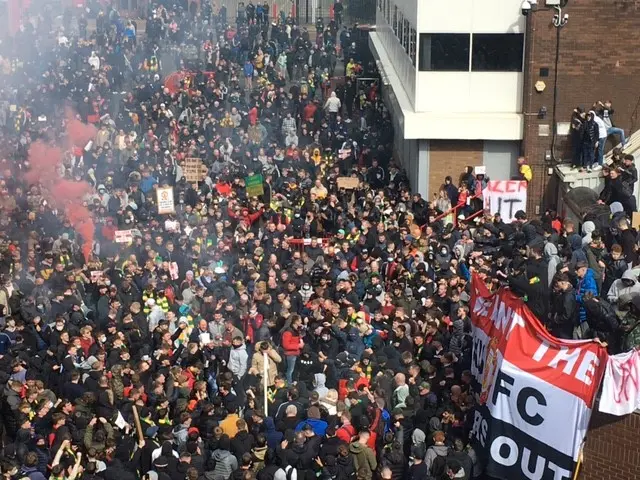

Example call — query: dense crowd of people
[0,3,638,480]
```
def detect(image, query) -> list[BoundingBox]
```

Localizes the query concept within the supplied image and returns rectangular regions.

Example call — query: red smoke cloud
[26,112,98,262]
[65,107,98,148]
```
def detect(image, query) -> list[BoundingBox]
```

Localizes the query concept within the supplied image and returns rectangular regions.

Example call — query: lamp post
[521,0,570,214]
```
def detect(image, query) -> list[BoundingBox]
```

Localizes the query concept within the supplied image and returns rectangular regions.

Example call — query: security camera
[521,0,531,16]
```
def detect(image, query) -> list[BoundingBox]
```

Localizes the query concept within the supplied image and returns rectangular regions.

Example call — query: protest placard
[337,177,360,189]
[181,157,207,183]
[156,186,176,214]
[482,180,527,222]
[245,174,264,197]
[114,230,133,243]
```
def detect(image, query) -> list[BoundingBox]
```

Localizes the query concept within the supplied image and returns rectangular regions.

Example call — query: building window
[471,33,524,72]
[385,0,391,24]
[403,19,410,54]
[419,34,470,71]
[393,6,398,36]
[409,28,417,66]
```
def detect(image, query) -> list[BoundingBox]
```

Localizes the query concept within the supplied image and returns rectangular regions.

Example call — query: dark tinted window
[471,34,524,71]
[419,34,470,72]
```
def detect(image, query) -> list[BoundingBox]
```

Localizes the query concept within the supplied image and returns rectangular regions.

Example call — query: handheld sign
[337,177,360,189]
[181,157,207,183]
[483,180,527,222]
[156,186,176,214]
[114,230,133,243]
[245,174,264,197]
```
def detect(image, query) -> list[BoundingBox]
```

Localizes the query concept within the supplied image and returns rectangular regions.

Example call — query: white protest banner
[469,275,608,480]
[114,230,133,243]
[156,186,175,214]
[90,271,103,282]
[483,180,527,222]
[598,349,640,416]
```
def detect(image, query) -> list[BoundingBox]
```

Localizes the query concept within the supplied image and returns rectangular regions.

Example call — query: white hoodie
[324,92,341,113]
[591,110,607,139]
[89,53,100,70]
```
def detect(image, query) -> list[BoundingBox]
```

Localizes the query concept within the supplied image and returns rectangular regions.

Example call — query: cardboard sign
[156,186,175,214]
[245,174,264,197]
[482,180,527,222]
[633,212,640,231]
[337,177,360,189]
[181,157,207,183]
[114,229,133,243]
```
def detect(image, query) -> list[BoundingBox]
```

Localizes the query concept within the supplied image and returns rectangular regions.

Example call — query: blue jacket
[264,417,283,449]
[20,467,47,480]
[140,175,157,194]
[576,268,598,323]
[244,62,254,77]
[0,332,12,354]
[295,417,328,436]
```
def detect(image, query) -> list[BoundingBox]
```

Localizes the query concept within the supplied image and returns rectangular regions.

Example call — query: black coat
[549,287,578,339]
[230,430,255,463]
[277,441,319,479]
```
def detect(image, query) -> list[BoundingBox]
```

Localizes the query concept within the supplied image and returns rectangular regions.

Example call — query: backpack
[284,465,297,480]
[429,448,452,478]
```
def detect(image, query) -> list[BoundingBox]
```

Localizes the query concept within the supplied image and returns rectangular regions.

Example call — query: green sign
[245,174,264,197]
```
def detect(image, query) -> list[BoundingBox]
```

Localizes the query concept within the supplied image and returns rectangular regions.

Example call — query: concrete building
[369,0,525,201]
[370,0,640,215]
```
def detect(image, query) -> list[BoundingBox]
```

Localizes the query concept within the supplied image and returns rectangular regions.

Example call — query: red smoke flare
[65,107,98,148]
[26,115,97,262]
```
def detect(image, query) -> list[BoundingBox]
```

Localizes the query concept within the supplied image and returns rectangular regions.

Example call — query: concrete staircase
[604,129,640,164]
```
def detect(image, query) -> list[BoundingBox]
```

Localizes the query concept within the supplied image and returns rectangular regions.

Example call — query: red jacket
[336,424,356,443]
[281,329,302,356]
[303,103,317,122]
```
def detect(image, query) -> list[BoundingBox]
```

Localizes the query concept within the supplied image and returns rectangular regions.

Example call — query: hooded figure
[411,428,426,448]
[349,441,377,480]
[89,51,100,70]
[313,373,328,399]
[544,243,561,287]
[263,417,283,450]
[392,383,409,409]
[581,221,596,247]
[434,245,451,271]
[209,436,238,480]
[607,270,640,303]
[569,234,587,270]
[228,341,248,379]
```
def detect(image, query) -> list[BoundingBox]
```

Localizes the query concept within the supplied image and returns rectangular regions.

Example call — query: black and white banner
[470,276,608,480]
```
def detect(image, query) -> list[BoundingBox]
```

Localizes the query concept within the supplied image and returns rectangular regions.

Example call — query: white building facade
[369,0,526,197]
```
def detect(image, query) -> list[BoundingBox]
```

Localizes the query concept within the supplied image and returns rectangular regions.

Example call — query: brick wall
[428,140,483,201]
[581,410,640,480]
[522,1,640,212]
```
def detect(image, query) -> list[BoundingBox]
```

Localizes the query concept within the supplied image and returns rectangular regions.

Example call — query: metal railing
[426,194,484,229]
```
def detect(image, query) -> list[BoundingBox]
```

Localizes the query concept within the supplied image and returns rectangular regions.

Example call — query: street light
[552,6,569,28]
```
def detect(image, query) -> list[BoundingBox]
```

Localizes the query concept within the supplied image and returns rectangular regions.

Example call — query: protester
[0,4,638,480]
